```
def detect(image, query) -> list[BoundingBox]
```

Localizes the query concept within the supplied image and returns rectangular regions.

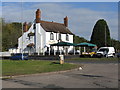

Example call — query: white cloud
[2,2,118,40]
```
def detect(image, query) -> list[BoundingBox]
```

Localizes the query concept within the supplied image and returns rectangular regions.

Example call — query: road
[2,61,118,88]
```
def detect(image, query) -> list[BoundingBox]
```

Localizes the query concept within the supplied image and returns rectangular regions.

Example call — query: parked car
[96,47,115,58]
[81,48,97,57]
[117,53,120,58]
[10,53,28,60]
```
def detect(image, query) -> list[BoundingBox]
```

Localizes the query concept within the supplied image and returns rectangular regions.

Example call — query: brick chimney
[36,9,41,23]
[64,16,68,27]
[23,22,28,32]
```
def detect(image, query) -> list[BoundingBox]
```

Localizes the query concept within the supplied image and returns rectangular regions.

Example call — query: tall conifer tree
[90,19,111,47]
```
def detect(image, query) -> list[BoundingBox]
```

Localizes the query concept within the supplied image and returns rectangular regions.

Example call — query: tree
[0,18,2,51]
[90,19,111,47]
[111,38,120,52]
[73,35,88,44]
[73,35,89,51]
[2,20,22,51]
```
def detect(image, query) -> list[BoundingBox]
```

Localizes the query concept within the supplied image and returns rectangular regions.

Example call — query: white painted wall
[35,23,46,53]
[45,32,73,52]
[18,23,35,53]
[18,22,73,54]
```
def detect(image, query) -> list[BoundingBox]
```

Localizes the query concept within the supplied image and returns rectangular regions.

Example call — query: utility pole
[105,25,107,47]
[21,0,24,60]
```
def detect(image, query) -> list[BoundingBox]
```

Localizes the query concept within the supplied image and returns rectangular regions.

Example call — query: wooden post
[38,47,40,55]
[79,47,81,55]
[84,47,86,52]
[49,47,50,55]
[67,46,68,55]
[53,46,55,55]
[74,47,75,55]
[43,47,45,56]
[60,47,62,55]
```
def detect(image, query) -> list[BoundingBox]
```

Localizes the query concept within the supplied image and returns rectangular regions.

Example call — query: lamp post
[21,0,24,60]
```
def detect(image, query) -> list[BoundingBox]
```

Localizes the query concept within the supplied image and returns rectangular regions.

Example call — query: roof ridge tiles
[40,20,65,25]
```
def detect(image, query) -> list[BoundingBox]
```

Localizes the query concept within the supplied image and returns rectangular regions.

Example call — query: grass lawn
[2,60,79,76]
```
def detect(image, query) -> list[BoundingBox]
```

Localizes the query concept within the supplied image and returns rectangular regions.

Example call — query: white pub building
[17,9,74,55]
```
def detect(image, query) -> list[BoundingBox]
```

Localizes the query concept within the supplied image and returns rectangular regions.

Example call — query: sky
[1,0,120,2]
[1,2,119,41]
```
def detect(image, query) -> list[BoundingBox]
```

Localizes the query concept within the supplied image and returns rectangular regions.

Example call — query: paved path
[2,62,118,88]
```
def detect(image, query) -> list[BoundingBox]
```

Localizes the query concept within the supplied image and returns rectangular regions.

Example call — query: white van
[97,47,115,57]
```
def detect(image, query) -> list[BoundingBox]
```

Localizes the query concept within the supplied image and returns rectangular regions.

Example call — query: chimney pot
[64,16,68,27]
[23,22,28,32]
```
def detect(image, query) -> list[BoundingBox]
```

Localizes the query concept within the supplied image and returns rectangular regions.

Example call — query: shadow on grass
[50,61,60,65]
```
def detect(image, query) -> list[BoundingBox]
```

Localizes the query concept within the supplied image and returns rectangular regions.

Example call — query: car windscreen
[98,48,109,52]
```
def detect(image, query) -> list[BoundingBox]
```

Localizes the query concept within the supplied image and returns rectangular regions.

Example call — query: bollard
[59,55,64,64]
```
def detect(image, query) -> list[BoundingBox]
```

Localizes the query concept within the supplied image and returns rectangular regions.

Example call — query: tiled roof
[40,20,73,35]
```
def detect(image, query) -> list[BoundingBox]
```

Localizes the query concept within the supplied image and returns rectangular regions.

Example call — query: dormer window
[66,34,69,41]
[28,32,35,40]
[50,32,54,40]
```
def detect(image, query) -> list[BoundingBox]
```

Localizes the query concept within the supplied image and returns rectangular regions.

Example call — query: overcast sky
[2,2,118,41]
